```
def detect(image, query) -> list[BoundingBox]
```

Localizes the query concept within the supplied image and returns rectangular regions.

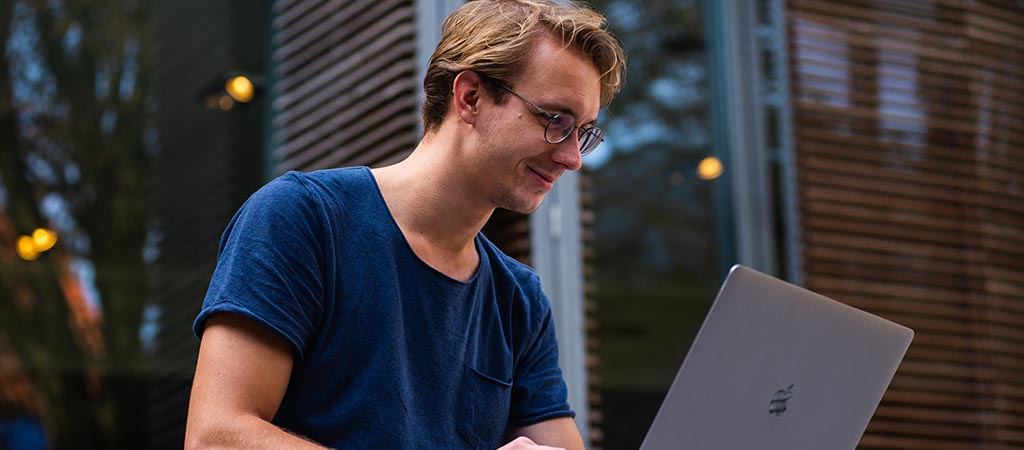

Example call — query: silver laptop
[639,265,913,450]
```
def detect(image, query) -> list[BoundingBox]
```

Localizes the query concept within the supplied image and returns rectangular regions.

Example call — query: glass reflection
[584,0,721,448]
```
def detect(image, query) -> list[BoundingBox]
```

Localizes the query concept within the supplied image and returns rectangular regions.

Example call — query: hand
[497,436,566,450]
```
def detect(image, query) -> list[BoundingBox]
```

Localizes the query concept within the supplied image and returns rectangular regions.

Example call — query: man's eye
[550,115,574,130]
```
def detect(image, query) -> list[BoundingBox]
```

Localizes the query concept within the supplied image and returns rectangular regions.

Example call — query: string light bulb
[31,228,57,252]
[16,236,39,261]
[15,228,58,261]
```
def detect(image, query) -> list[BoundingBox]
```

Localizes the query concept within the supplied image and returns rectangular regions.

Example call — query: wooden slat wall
[580,170,603,448]
[787,0,1024,448]
[270,0,420,173]
[147,1,266,448]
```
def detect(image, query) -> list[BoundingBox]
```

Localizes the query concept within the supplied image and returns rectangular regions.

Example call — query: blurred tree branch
[0,0,152,447]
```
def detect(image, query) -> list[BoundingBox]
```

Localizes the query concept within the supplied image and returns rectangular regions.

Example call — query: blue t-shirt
[194,167,573,449]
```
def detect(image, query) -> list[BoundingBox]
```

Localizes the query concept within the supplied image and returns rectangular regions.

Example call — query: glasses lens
[545,114,575,143]
[579,128,603,156]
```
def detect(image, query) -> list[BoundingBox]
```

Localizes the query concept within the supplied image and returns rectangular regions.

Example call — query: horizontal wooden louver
[146,1,268,448]
[270,0,420,173]
[787,0,1024,448]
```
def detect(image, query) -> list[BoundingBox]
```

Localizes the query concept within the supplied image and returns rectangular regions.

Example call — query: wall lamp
[201,72,262,111]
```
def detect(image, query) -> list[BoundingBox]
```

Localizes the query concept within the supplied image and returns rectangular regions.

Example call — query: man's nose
[551,133,583,171]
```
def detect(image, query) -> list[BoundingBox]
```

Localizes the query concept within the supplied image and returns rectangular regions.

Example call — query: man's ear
[452,71,484,125]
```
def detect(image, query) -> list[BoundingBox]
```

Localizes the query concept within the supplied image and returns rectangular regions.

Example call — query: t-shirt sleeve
[508,277,575,426]
[193,172,327,363]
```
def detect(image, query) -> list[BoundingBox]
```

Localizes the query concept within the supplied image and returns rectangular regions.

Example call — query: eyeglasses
[499,85,604,156]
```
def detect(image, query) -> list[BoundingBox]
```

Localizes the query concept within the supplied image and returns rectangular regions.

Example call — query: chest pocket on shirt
[457,364,513,449]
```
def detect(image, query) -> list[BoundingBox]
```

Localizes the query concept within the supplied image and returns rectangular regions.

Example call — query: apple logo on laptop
[769,384,795,416]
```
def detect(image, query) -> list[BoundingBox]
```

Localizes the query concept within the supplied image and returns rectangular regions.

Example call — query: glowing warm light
[218,96,235,111]
[32,228,57,252]
[225,76,255,103]
[16,236,39,261]
[697,156,724,181]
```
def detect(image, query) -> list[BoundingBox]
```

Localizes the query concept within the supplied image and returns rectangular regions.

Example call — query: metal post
[530,172,590,445]
[704,0,779,277]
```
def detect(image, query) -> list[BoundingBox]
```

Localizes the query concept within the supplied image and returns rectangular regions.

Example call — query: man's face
[472,34,602,214]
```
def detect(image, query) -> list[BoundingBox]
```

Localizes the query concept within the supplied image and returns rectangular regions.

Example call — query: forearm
[185,414,330,450]
[188,314,320,449]
[506,417,584,450]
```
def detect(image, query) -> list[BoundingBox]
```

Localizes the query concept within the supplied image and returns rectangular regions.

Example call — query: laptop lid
[639,265,913,450]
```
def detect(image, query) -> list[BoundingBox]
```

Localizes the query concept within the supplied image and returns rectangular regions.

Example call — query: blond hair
[421,0,626,134]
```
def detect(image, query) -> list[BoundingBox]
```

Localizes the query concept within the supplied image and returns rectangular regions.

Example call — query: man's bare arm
[504,417,585,450]
[185,313,328,450]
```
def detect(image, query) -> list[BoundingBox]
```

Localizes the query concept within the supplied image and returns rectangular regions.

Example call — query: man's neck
[371,133,493,281]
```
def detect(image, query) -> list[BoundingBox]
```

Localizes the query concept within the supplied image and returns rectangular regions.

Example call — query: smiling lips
[528,167,558,190]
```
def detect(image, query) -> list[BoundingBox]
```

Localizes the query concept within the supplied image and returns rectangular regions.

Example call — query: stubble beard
[476,123,546,214]
[489,182,543,215]
[478,152,545,215]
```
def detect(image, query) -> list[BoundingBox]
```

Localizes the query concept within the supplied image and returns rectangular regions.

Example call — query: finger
[497,436,537,449]
[496,436,569,450]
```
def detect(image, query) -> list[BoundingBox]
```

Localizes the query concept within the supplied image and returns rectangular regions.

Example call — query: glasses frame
[498,84,604,156]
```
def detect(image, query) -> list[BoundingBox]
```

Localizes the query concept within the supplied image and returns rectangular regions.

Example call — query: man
[184,0,625,448]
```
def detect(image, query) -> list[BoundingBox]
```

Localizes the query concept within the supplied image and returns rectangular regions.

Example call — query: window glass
[584,1,728,448]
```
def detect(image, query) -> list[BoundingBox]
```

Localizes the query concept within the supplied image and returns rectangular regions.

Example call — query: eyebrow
[539,101,598,127]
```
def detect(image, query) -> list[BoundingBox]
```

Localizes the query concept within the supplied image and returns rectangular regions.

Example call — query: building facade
[0,0,1019,449]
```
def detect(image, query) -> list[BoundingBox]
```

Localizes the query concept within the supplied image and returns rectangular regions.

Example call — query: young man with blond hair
[185,1,625,448]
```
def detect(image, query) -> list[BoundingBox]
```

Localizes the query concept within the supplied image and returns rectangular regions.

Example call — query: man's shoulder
[277,166,371,193]
[262,166,380,217]
[478,234,545,299]
[249,166,370,204]
[479,233,536,276]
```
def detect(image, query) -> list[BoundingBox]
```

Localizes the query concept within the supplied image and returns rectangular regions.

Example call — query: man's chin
[502,202,542,215]
[493,192,546,215]
[519,203,542,214]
